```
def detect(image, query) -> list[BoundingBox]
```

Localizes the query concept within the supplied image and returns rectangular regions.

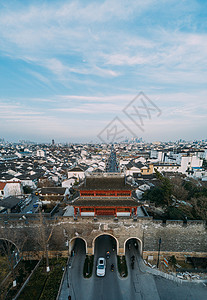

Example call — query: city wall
[0,217,206,258]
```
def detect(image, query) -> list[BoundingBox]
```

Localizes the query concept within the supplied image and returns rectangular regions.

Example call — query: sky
[0,0,207,143]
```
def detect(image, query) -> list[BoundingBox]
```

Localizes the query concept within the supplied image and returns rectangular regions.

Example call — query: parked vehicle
[33,201,42,208]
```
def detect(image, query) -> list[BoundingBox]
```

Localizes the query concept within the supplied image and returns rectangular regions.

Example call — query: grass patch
[117,256,128,278]
[0,256,10,283]
[83,255,94,278]
[0,260,38,300]
[18,257,67,300]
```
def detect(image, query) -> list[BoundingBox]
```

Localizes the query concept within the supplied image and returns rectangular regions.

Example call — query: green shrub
[83,255,94,278]
[117,256,128,277]
[169,255,177,266]
[18,258,67,300]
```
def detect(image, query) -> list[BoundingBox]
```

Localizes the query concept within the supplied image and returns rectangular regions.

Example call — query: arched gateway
[69,237,87,254]
[124,237,143,255]
[92,233,119,255]
[0,238,20,267]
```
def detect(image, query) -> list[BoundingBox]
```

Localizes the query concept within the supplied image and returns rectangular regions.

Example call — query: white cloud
[104,54,148,66]
[0,0,207,141]
[0,0,206,87]
[1,88,207,142]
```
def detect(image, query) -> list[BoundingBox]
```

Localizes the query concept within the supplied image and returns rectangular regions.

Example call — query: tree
[170,176,188,201]
[203,159,207,170]
[142,187,165,205]
[0,227,27,297]
[183,179,200,200]
[36,213,55,272]
[191,196,207,220]
[23,185,33,194]
[169,255,177,266]
[154,169,173,206]
[37,178,56,188]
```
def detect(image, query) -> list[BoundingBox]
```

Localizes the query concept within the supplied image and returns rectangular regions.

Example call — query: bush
[169,255,177,266]
[40,258,67,300]
[143,187,165,205]
[117,256,128,277]
[18,258,67,300]
[23,185,33,194]
[83,255,94,278]
[2,260,39,300]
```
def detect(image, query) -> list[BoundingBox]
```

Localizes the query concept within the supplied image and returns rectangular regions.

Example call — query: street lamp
[156,238,162,268]
[46,244,50,272]
[65,240,70,288]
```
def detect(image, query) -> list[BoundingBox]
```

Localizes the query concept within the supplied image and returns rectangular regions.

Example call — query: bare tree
[0,225,27,298]
[170,176,188,201]
[36,213,55,272]
[191,196,207,220]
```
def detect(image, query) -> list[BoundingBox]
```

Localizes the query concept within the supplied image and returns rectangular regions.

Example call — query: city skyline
[0,0,207,143]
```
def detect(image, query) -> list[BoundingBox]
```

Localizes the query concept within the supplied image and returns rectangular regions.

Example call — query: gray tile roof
[74,196,139,207]
[79,175,134,190]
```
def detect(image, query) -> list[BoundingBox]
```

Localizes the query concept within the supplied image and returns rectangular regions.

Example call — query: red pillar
[74,207,76,217]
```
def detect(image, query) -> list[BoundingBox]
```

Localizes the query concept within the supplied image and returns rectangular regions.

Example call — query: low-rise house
[0,196,21,213]
[39,187,70,202]
[62,177,77,188]
[0,182,6,198]
[67,166,85,181]
[135,183,151,199]
[179,154,203,174]
[0,181,23,198]
[153,163,180,173]
[141,164,154,175]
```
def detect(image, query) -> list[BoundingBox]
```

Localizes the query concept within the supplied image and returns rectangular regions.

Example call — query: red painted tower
[73,173,139,217]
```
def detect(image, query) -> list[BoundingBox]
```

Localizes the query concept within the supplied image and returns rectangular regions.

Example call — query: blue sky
[0,0,207,143]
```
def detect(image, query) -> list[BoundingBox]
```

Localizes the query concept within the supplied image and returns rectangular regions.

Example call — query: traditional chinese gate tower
[73,173,139,217]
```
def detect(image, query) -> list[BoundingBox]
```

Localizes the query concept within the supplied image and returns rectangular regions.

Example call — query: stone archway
[0,238,20,267]
[92,233,119,255]
[124,237,142,256]
[69,237,87,255]
[0,238,20,253]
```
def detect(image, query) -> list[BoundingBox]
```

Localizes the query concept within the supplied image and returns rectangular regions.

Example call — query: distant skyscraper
[52,139,55,145]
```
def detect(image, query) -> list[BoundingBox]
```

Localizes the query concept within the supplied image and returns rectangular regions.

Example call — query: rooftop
[0,196,20,208]
[78,173,134,191]
[73,196,139,207]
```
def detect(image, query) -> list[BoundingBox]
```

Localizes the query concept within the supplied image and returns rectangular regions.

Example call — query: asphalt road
[21,194,39,214]
[106,150,119,173]
[90,235,123,300]
[59,237,207,300]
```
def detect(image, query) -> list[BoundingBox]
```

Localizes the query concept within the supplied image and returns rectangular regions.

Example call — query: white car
[96,257,106,277]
